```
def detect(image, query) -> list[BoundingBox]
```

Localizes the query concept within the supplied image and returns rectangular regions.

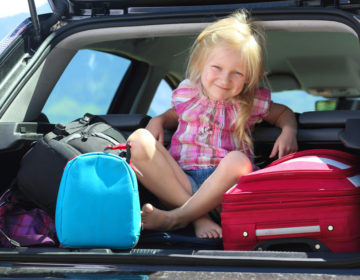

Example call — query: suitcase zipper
[223,189,360,202]
[0,228,20,247]
[0,190,21,248]
[91,132,119,146]
[63,130,120,146]
[222,194,360,211]
[63,132,82,142]
[84,123,121,145]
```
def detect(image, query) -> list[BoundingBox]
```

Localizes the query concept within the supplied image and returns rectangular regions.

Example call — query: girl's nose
[219,72,231,84]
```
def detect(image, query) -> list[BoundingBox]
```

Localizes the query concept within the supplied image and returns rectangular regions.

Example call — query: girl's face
[200,46,247,101]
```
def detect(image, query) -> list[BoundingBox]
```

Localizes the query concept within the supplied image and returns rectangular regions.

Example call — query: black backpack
[16,114,128,217]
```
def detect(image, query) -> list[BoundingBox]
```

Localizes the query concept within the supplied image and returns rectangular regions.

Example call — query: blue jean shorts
[185,168,216,194]
[184,167,220,223]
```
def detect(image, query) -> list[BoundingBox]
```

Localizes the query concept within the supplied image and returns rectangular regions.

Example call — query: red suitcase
[221,149,360,253]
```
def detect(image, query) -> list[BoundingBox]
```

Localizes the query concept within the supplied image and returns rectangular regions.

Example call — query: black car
[1,0,360,279]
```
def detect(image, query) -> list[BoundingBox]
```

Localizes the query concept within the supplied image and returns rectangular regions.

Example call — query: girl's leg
[128,129,221,238]
[129,128,192,206]
[141,150,253,232]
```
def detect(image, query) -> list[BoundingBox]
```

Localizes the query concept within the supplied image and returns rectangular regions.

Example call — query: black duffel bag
[16,113,130,217]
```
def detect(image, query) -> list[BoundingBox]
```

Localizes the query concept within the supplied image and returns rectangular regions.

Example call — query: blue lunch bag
[55,146,141,249]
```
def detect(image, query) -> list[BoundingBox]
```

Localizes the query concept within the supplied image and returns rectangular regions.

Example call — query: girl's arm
[263,103,298,158]
[146,108,179,145]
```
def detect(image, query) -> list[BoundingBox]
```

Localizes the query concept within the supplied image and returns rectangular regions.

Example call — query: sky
[0,0,48,17]
[0,0,51,41]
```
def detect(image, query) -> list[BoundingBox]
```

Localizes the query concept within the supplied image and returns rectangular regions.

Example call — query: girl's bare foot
[141,204,222,239]
[141,203,187,231]
[193,216,222,238]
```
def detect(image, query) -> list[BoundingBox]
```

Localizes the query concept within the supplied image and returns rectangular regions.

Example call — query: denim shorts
[185,168,216,194]
[184,167,220,223]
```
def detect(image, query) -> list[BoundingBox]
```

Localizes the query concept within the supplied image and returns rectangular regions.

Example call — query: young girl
[128,10,298,238]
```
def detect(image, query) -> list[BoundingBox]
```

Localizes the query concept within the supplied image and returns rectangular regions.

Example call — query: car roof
[49,0,360,17]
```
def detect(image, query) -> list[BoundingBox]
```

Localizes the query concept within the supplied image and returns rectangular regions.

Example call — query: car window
[271,90,360,113]
[271,90,328,113]
[147,79,173,117]
[42,49,131,124]
[147,85,333,116]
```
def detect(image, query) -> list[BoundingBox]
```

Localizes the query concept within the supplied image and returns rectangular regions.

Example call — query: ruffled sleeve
[248,88,272,127]
[253,88,272,117]
[172,79,199,108]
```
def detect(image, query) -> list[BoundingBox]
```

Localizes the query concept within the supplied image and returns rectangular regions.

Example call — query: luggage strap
[105,141,132,165]
[45,114,94,141]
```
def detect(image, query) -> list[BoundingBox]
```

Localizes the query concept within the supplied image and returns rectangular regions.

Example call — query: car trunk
[1,1,360,277]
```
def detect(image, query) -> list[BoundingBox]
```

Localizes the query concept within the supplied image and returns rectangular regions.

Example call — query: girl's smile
[200,46,247,101]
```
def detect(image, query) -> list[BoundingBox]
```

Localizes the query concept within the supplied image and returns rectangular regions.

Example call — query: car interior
[1,14,360,254]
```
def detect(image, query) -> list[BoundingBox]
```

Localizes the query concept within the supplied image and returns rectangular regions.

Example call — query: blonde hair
[186,10,266,153]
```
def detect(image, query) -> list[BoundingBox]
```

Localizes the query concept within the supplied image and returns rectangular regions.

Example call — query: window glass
[147,86,341,116]
[271,90,328,113]
[147,80,173,117]
[43,50,131,123]
[0,2,52,48]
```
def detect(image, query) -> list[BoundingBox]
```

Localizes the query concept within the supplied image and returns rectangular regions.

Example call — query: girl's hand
[146,109,179,146]
[146,117,165,145]
[264,103,298,158]
[269,127,298,158]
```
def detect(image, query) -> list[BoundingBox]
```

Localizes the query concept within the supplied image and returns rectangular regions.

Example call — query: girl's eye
[212,65,221,70]
[234,71,243,76]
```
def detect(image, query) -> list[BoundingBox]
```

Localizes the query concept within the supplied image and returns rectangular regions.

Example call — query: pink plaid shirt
[169,80,272,170]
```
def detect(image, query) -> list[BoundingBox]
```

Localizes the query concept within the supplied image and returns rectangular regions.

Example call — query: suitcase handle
[255,224,320,237]
[253,238,331,252]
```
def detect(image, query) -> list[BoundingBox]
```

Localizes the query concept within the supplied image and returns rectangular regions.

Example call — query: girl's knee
[128,128,156,161]
[128,128,151,142]
[220,151,252,177]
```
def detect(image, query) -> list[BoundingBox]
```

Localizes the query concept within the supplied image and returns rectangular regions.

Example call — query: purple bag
[0,188,58,247]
